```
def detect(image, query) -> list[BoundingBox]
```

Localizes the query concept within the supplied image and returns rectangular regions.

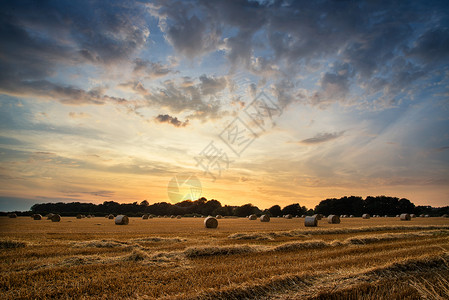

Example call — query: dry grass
[0,216,448,299]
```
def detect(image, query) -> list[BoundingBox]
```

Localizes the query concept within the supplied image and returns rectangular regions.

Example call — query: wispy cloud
[300,131,345,145]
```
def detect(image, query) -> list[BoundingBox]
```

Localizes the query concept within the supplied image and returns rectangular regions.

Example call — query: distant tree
[268,205,282,217]
[281,203,306,216]
[140,200,149,206]
[234,203,260,217]
[398,198,415,213]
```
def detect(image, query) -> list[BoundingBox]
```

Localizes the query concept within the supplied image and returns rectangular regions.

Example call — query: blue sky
[1,0,448,211]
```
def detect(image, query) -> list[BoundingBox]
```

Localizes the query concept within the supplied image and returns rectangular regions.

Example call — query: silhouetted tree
[281,203,307,216]
[268,205,282,217]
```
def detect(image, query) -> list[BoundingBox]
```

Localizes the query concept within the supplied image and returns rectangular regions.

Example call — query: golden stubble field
[1,216,449,299]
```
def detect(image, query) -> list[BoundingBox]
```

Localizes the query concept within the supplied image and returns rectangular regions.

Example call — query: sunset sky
[1,0,449,211]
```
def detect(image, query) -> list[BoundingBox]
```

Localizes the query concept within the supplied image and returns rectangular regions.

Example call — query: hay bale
[419,214,425,217]
[115,215,129,225]
[108,214,114,219]
[362,213,370,219]
[424,214,430,218]
[305,215,318,227]
[327,215,340,224]
[410,214,416,218]
[8,213,17,218]
[87,215,92,218]
[384,215,388,218]
[400,213,411,221]
[142,214,149,220]
[349,215,354,218]
[51,214,61,222]
[216,215,223,219]
[76,214,83,219]
[301,215,306,218]
[204,216,218,228]
[176,215,182,219]
[442,214,448,218]
[46,213,54,220]
[260,215,270,222]
[313,214,322,220]
[33,214,42,220]
[249,214,257,220]
[285,214,293,219]
[396,214,400,217]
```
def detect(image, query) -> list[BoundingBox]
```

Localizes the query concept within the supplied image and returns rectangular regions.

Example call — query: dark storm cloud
[2,0,449,114]
[155,114,189,127]
[407,28,449,63]
[151,0,449,109]
[0,0,149,103]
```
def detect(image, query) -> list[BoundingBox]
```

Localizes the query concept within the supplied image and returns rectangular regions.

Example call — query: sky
[1,0,449,212]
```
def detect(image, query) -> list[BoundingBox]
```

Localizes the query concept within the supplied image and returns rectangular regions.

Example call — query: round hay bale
[76,214,82,219]
[249,214,257,220]
[327,214,340,224]
[400,213,411,221]
[362,214,370,219]
[301,215,306,218]
[424,214,430,218]
[51,214,61,222]
[204,216,218,228]
[33,214,42,220]
[170,215,175,219]
[260,214,270,222]
[419,214,425,217]
[285,214,293,219]
[215,215,223,219]
[442,214,448,218]
[142,214,149,220]
[176,215,182,219]
[305,215,318,227]
[87,215,92,218]
[8,213,17,218]
[46,213,54,220]
[108,214,114,219]
[396,214,400,217]
[313,214,322,220]
[115,215,129,225]
[410,214,416,218]
[349,215,354,218]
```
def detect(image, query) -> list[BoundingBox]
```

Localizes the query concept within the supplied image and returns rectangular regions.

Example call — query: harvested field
[0,216,448,299]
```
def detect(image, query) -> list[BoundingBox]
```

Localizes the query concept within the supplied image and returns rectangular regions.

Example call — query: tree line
[2,195,448,217]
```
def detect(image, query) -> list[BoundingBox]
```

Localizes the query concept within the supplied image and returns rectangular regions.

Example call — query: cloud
[117,81,150,96]
[155,114,189,127]
[408,28,449,64]
[151,1,222,59]
[133,59,174,79]
[199,75,227,95]
[0,80,127,106]
[143,75,228,121]
[299,131,345,145]
[150,0,449,110]
[68,112,91,119]
[0,0,149,104]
